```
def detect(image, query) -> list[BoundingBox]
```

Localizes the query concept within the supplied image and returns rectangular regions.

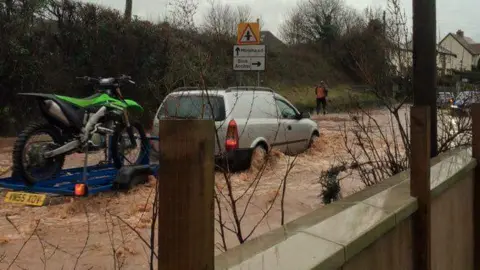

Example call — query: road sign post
[234,21,265,86]
[256,18,260,86]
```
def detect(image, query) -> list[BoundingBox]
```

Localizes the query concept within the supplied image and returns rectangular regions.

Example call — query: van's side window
[275,99,297,119]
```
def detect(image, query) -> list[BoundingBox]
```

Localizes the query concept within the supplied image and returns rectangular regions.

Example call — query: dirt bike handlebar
[76,75,136,86]
[117,75,135,85]
[75,76,99,83]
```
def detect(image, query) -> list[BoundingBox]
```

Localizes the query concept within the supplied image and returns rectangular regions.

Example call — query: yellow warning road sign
[237,22,260,45]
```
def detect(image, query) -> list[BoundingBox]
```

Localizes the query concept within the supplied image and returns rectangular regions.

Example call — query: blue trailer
[0,136,159,203]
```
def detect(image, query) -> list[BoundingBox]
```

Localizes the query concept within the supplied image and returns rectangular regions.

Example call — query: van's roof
[168,90,227,96]
[169,86,275,95]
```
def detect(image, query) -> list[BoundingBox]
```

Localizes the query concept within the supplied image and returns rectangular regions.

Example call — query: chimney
[456,30,464,37]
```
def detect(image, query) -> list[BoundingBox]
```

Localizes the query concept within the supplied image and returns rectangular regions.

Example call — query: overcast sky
[81,0,480,42]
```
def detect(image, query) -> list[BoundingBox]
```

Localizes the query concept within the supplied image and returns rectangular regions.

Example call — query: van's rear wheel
[249,144,268,171]
[308,133,320,149]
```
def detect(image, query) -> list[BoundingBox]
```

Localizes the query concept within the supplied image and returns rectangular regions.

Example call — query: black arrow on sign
[245,31,251,41]
[235,47,240,56]
[252,61,261,67]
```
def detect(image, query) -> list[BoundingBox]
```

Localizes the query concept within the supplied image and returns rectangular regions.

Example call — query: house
[260,31,285,51]
[391,41,457,76]
[439,30,480,71]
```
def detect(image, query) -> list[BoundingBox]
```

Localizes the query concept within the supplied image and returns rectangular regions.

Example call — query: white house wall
[440,35,473,71]
[473,55,480,69]
[390,50,455,75]
[436,53,455,74]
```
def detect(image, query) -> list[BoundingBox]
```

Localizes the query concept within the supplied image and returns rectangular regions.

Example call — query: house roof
[463,36,475,44]
[403,41,457,57]
[439,33,480,56]
[470,43,480,54]
[260,31,285,49]
[436,45,457,56]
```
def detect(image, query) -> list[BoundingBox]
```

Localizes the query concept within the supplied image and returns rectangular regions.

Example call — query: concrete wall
[215,147,476,270]
[342,217,413,270]
[431,170,474,270]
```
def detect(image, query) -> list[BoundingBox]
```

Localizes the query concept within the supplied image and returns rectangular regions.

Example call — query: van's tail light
[225,119,239,151]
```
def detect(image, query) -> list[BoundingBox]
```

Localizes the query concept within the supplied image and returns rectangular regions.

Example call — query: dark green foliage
[0,1,171,134]
[319,164,346,204]
[0,0,358,136]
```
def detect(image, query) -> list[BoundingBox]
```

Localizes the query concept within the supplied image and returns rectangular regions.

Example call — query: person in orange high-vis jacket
[315,81,328,115]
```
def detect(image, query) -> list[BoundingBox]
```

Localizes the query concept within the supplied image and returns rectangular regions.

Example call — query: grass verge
[273,84,381,113]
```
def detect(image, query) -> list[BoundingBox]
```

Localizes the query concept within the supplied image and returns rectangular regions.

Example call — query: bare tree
[324,0,471,190]
[236,5,251,23]
[338,6,363,35]
[156,0,301,253]
[280,0,354,46]
[325,0,412,188]
[167,0,198,31]
[280,0,367,49]
[202,0,235,38]
[202,0,252,39]
[280,9,304,45]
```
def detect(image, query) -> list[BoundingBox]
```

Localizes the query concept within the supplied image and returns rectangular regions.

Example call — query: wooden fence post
[472,103,480,269]
[157,119,215,270]
[410,105,431,270]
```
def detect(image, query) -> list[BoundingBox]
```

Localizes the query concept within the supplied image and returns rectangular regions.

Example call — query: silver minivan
[152,86,319,170]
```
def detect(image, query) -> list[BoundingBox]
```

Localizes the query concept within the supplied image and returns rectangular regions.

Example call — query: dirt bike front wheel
[110,122,148,168]
[12,122,65,184]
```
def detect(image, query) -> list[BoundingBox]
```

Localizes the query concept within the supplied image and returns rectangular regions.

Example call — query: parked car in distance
[152,86,320,171]
[437,91,454,108]
[450,90,480,116]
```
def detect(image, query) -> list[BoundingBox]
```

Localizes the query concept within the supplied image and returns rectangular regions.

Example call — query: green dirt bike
[12,75,148,184]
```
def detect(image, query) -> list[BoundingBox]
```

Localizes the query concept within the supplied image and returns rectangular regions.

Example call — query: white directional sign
[233,45,266,57]
[233,57,265,71]
[233,45,266,71]
[249,57,265,71]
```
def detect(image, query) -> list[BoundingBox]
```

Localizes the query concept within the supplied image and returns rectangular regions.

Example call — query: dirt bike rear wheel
[12,122,65,184]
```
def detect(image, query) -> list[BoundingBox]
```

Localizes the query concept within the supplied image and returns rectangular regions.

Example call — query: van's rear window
[157,95,226,121]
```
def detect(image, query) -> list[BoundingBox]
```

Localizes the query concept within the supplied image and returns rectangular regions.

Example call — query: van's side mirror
[298,111,310,119]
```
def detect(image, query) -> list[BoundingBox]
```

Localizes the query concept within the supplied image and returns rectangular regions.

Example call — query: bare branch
[7,220,41,270]
[73,203,90,270]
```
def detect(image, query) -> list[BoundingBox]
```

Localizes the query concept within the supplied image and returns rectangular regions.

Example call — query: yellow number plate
[4,192,46,206]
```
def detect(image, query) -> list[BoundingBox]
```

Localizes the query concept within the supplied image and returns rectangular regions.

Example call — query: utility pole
[382,10,389,97]
[382,11,386,35]
[412,0,437,157]
[411,1,436,268]
[124,0,133,21]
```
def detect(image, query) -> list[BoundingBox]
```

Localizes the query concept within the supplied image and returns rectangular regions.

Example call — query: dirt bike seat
[56,94,107,108]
